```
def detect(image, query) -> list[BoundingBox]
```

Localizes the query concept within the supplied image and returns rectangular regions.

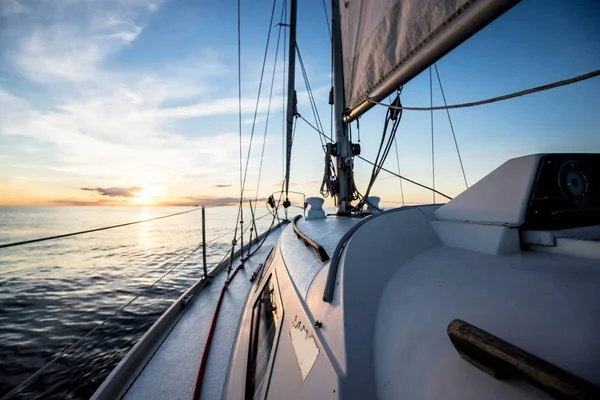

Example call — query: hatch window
[246,274,281,399]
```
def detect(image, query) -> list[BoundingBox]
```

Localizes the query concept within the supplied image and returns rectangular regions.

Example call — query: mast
[283,0,297,208]
[331,0,353,214]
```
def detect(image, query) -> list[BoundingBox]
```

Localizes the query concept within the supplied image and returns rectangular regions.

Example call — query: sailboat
[91,0,600,399]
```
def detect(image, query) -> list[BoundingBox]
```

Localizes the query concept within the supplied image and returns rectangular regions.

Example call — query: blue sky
[0,0,599,206]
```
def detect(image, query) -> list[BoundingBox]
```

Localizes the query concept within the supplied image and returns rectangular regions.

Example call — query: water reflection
[136,208,153,249]
[0,205,275,399]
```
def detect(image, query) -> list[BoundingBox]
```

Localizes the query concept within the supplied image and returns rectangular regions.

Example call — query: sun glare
[135,188,156,205]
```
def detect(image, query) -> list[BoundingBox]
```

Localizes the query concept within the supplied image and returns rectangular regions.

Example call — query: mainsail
[340,0,521,122]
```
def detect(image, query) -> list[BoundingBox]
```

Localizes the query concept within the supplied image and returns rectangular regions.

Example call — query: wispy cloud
[0,0,30,16]
[81,187,141,197]
[51,199,115,206]
[0,0,298,205]
[5,0,155,83]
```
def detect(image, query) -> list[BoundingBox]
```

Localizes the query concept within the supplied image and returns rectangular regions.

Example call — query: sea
[0,206,278,399]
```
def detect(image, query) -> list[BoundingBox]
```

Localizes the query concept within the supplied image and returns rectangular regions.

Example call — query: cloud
[5,0,155,83]
[81,187,141,197]
[51,199,112,206]
[0,0,297,205]
[0,0,30,16]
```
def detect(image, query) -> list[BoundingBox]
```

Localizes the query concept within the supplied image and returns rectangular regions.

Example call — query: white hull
[94,154,600,399]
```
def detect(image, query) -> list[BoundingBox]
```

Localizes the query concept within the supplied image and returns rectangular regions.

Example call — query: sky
[0,0,599,207]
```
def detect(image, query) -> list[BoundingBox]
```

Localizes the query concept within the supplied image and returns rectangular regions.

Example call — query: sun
[135,188,156,205]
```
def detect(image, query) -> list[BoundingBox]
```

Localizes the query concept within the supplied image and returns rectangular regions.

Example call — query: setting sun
[135,188,157,205]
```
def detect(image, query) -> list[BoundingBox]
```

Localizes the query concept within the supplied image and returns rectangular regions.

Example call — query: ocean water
[0,206,278,399]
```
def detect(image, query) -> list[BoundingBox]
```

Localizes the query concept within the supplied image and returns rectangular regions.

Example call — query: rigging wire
[252,0,286,222]
[357,89,404,210]
[232,0,279,272]
[193,209,281,400]
[296,43,328,146]
[210,212,271,260]
[297,114,332,143]
[367,68,600,111]
[283,118,299,216]
[296,113,336,199]
[434,63,468,189]
[357,155,453,201]
[281,0,288,181]
[430,67,435,203]
[232,0,244,270]
[321,0,331,41]
[243,0,279,196]
[295,113,337,199]
[393,135,405,205]
[1,244,203,400]
[0,208,202,250]
[2,205,272,397]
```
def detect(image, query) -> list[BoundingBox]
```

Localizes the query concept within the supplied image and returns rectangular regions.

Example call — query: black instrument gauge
[558,161,588,198]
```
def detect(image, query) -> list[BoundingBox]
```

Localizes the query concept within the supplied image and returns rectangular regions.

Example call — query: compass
[558,161,588,198]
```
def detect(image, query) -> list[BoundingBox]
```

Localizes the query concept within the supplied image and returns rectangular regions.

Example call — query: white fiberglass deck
[221,205,600,399]
[96,154,600,399]
[375,242,600,399]
[119,227,282,400]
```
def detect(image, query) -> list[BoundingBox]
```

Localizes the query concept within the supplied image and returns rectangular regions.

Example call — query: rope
[1,244,202,400]
[434,63,468,189]
[368,69,600,111]
[320,147,336,198]
[0,208,201,250]
[357,155,452,201]
[192,270,228,400]
[358,90,403,211]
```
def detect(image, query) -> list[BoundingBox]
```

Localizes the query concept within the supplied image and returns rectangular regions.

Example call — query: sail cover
[340,0,520,118]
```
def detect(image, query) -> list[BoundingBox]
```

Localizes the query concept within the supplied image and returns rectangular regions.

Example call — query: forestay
[340,0,520,121]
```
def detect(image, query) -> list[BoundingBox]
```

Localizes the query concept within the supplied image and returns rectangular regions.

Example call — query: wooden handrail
[447,319,600,399]
[292,215,329,262]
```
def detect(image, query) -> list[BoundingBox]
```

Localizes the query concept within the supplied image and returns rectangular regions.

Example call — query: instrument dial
[558,161,588,198]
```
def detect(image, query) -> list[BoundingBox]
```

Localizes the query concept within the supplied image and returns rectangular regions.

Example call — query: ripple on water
[0,206,273,399]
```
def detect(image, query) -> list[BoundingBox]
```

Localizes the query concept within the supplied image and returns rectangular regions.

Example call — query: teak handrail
[447,319,600,399]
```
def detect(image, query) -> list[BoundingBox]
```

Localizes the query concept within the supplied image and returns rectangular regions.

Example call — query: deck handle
[447,319,600,399]
[292,215,329,262]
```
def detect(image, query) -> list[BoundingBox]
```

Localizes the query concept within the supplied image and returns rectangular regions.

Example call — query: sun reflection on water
[136,207,154,248]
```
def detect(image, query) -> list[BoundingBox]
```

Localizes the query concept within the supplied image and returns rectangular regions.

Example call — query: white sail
[340,0,520,121]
